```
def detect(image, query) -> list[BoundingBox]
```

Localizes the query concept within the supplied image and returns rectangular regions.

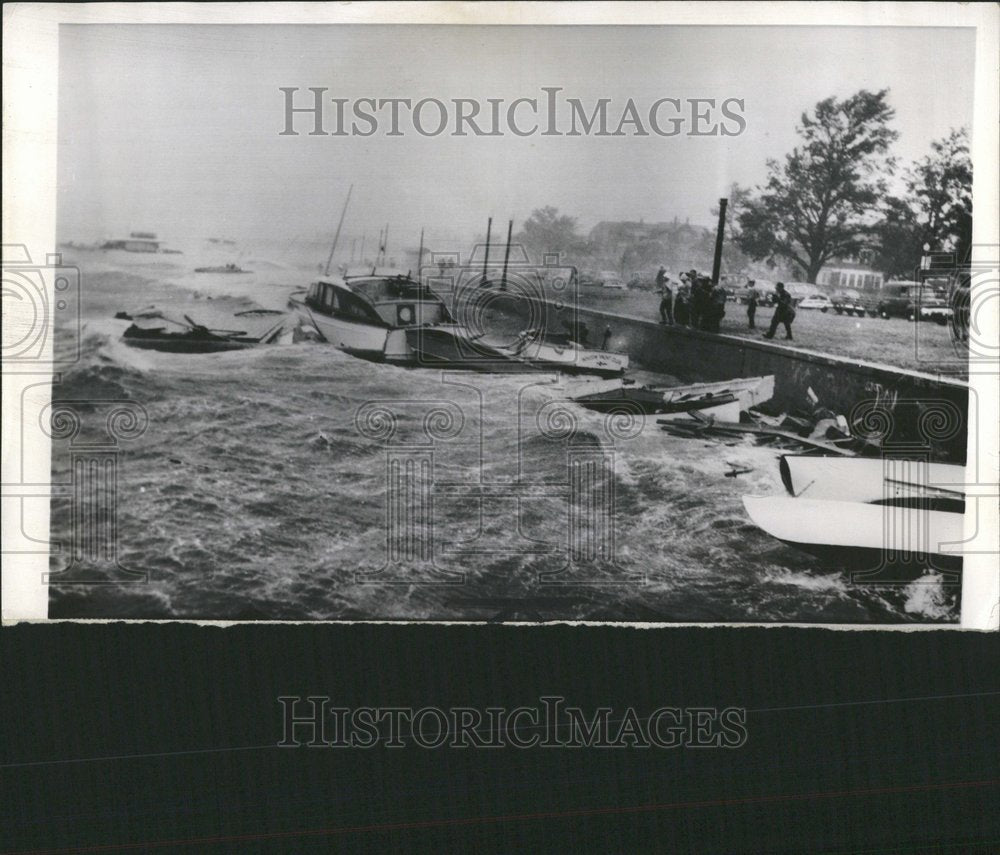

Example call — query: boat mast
[323,183,354,277]
[416,228,424,282]
[501,219,513,291]
[482,217,492,285]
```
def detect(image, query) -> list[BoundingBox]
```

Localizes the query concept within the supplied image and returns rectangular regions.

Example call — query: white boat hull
[295,302,390,359]
[655,399,741,424]
[663,375,775,411]
[742,495,963,573]
[779,455,967,503]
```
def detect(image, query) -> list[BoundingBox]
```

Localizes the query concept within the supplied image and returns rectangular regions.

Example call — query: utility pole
[711,197,728,286]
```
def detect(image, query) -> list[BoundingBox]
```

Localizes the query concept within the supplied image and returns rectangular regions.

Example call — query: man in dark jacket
[705,281,727,332]
[764,282,795,340]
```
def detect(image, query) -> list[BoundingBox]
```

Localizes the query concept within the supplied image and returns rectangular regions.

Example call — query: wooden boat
[494,329,629,378]
[117,308,286,353]
[573,375,774,415]
[659,413,861,455]
[655,396,741,424]
[778,454,967,508]
[662,375,775,412]
[742,495,963,573]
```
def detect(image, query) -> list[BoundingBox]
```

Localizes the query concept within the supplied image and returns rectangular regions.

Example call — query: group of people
[655,267,727,333]
[656,268,795,340]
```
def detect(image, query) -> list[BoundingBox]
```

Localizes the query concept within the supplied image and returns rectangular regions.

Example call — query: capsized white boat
[742,495,963,573]
[778,454,967,508]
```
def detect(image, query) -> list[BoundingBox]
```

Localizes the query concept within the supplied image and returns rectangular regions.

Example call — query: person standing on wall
[746,278,758,329]
[687,269,702,329]
[656,267,673,324]
[763,281,795,340]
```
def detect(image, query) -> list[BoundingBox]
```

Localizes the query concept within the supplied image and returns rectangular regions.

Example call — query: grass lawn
[562,285,969,380]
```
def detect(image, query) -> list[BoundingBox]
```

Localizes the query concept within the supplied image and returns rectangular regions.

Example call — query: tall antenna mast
[482,217,492,285]
[323,183,353,277]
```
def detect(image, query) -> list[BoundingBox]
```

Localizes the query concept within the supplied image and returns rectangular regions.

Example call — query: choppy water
[46,244,959,621]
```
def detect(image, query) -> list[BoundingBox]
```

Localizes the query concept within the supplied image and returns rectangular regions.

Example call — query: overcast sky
[57,24,976,250]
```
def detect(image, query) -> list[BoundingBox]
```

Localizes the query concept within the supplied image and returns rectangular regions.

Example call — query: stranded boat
[290,273,629,375]
[495,329,629,378]
[115,308,286,353]
[289,273,524,369]
[573,375,774,415]
[742,454,966,573]
[777,454,966,507]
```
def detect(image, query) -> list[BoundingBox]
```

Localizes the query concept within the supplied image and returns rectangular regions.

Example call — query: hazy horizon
[57,24,976,252]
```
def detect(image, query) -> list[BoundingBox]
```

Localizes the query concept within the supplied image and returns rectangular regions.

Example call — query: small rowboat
[573,375,774,415]
[117,308,286,353]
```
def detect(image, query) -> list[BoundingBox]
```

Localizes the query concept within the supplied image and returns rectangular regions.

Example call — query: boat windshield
[350,277,438,303]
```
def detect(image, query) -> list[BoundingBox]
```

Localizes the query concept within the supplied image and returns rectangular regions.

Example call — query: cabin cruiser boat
[290,273,630,375]
[289,272,526,369]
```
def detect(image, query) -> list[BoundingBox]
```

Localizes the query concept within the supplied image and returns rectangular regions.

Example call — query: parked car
[831,288,870,317]
[784,282,822,305]
[796,294,833,311]
[877,281,953,324]
[597,270,627,290]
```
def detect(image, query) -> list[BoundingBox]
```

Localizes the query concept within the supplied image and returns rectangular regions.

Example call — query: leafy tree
[516,206,587,257]
[870,196,925,280]
[872,128,973,278]
[909,128,973,263]
[736,89,898,282]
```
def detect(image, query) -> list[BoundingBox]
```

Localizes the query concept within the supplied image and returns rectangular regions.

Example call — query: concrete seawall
[473,292,970,462]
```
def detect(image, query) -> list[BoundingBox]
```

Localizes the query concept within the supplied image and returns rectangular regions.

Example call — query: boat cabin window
[320,284,338,312]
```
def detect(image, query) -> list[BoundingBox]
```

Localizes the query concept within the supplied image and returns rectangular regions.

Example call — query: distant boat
[101,233,160,253]
[194,263,251,274]
[116,308,286,353]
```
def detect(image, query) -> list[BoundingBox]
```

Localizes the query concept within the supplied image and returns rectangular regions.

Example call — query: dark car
[876,282,953,324]
[831,288,870,317]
